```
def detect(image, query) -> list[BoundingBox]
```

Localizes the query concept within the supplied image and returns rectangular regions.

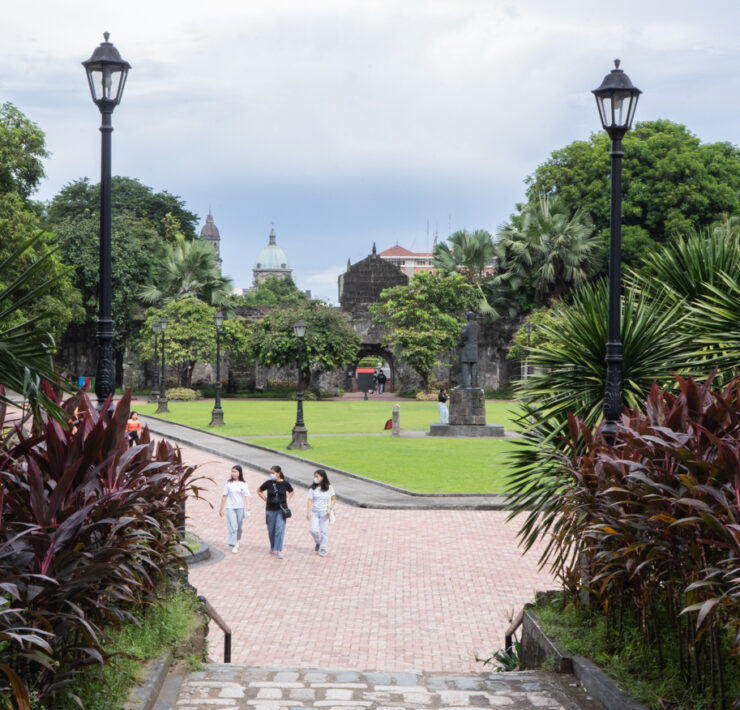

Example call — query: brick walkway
[181,445,555,672]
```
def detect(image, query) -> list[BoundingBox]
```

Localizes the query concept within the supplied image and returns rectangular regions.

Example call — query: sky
[2,0,739,302]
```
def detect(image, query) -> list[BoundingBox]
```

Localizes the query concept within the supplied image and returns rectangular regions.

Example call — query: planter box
[520,605,648,710]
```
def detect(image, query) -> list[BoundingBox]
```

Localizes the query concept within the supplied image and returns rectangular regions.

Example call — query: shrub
[0,388,208,707]
[415,390,440,401]
[166,387,198,401]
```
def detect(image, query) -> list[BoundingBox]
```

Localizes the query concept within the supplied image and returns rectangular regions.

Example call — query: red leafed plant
[555,373,740,708]
[0,386,208,708]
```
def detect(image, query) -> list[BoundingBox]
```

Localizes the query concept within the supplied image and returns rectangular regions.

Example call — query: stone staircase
[156,664,605,710]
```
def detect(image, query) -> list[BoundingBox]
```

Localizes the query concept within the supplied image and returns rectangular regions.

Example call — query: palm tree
[139,234,232,307]
[495,195,601,305]
[433,229,495,287]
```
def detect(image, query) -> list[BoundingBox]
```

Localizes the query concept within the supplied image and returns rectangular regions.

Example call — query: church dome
[255,228,289,269]
[200,212,220,239]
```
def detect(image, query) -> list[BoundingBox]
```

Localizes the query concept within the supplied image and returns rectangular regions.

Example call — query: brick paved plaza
[182,445,555,672]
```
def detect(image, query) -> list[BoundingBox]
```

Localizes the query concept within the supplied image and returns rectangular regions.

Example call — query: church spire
[372,242,377,255]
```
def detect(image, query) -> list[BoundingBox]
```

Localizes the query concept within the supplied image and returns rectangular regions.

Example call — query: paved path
[141,416,508,509]
[172,666,603,709]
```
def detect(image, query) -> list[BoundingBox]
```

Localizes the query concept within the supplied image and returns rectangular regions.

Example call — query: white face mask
[269,473,277,480]
[314,477,321,484]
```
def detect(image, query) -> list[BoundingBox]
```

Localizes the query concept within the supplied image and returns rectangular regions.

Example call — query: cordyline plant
[550,373,740,709]
[0,387,208,709]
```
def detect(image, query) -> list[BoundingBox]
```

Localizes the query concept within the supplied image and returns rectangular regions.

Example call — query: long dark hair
[312,469,331,492]
[230,464,244,482]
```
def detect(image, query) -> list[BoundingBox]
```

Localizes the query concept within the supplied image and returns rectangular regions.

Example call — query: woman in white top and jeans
[306,469,336,557]
[219,464,250,553]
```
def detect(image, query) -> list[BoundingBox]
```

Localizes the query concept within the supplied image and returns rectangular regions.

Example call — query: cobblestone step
[172,665,605,710]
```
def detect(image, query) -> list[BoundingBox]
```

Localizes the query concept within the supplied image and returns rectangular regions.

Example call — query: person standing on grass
[219,465,250,554]
[306,469,336,557]
[438,388,449,424]
[257,465,294,559]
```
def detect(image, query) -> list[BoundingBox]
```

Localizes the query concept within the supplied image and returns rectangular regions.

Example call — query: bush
[415,390,440,401]
[166,387,198,401]
[0,389,208,708]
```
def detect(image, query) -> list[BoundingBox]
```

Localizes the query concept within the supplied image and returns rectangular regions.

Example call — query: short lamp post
[83,33,131,411]
[210,311,225,426]
[592,59,641,440]
[150,320,161,403]
[524,321,533,382]
[156,316,169,414]
[287,318,310,450]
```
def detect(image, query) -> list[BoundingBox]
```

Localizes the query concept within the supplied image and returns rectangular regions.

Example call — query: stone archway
[353,345,396,393]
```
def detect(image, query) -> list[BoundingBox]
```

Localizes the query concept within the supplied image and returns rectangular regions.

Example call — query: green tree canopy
[523,120,740,257]
[44,176,199,240]
[370,272,479,388]
[495,194,601,306]
[249,301,360,387]
[432,229,495,287]
[237,276,308,307]
[0,102,48,200]
[139,299,250,387]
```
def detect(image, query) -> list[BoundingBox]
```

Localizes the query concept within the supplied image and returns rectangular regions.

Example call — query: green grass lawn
[136,398,522,436]
[245,434,518,493]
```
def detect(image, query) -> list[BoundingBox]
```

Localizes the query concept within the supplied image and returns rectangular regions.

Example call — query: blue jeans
[265,509,286,551]
[226,508,245,547]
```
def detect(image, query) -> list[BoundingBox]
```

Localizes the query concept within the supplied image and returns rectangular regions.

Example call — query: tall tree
[237,275,308,307]
[524,120,740,259]
[495,194,601,305]
[0,102,48,199]
[44,176,199,240]
[370,272,479,388]
[139,233,232,307]
[433,229,495,287]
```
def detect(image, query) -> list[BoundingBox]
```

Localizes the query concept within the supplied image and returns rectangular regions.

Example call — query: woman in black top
[438,387,449,424]
[257,465,294,559]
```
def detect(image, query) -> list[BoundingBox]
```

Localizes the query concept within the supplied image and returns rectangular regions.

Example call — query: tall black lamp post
[287,318,310,450]
[83,33,131,410]
[156,316,169,413]
[210,311,225,426]
[150,320,161,402]
[593,60,641,439]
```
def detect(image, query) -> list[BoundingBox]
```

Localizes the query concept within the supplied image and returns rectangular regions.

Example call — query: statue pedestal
[429,387,504,437]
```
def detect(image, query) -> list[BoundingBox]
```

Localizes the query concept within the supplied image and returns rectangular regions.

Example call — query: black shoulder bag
[272,481,292,519]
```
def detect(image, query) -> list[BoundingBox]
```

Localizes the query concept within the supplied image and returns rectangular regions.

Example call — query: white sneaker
[232,545,239,554]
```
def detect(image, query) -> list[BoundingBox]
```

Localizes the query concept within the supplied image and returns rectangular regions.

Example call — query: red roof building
[378,245,435,276]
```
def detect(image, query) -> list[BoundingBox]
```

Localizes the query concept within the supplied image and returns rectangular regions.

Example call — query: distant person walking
[218,465,250,554]
[257,465,294,559]
[438,388,449,424]
[307,469,336,557]
[125,411,142,446]
[377,369,387,394]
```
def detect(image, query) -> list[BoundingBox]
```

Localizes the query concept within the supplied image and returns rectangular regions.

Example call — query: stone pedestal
[428,387,504,437]
[392,404,400,437]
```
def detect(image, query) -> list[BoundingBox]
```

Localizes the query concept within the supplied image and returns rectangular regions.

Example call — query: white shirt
[308,485,335,512]
[222,480,250,509]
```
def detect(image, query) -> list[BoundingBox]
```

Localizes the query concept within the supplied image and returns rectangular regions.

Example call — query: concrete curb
[123,650,172,710]
[141,415,510,510]
[521,607,648,710]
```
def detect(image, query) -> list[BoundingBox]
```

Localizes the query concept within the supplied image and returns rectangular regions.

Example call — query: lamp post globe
[210,311,226,426]
[156,316,169,413]
[287,318,310,450]
[83,33,131,412]
[150,320,161,402]
[593,60,641,439]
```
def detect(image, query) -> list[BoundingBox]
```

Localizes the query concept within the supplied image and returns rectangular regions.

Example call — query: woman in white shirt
[219,464,250,553]
[306,469,336,557]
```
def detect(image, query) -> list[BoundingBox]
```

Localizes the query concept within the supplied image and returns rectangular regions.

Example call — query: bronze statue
[459,311,479,388]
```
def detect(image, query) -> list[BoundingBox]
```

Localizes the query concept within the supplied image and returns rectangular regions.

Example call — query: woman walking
[218,465,250,554]
[257,465,294,559]
[438,388,449,424]
[307,469,336,557]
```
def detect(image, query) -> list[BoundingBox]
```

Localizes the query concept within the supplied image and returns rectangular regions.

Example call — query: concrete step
[167,664,605,709]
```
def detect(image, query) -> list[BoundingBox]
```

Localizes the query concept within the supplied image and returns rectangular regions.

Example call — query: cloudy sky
[2,1,739,302]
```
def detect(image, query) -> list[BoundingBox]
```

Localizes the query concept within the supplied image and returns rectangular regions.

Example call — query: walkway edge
[141,415,510,510]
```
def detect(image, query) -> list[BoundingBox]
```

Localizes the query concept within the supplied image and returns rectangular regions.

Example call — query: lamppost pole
[288,318,310,450]
[210,311,225,426]
[83,33,130,411]
[592,60,641,439]
[157,316,169,413]
[150,321,160,403]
